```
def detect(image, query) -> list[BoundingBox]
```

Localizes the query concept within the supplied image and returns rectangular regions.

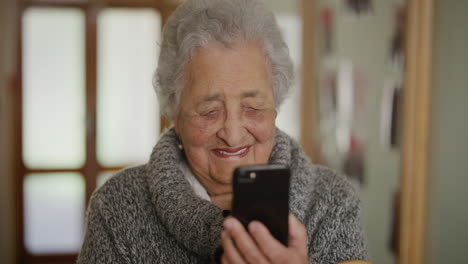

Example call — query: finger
[247,220,288,262]
[221,230,246,264]
[221,254,229,264]
[224,217,269,264]
[288,214,308,251]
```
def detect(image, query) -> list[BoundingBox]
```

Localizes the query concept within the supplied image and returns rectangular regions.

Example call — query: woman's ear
[173,116,184,150]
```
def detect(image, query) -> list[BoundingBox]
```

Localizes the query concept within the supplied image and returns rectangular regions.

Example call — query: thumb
[288,214,308,251]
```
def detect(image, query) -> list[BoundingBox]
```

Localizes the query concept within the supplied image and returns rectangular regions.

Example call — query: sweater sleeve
[308,176,370,264]
[326,192,369,263]
[77,193,130,264]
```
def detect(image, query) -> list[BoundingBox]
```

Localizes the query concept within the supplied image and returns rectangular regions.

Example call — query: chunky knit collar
[145,127,315,258]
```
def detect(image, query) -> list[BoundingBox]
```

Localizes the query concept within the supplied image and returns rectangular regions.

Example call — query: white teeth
[218,147,247,156]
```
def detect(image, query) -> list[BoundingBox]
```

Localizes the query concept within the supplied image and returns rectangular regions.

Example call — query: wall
[426,0,468,263]
[268,0,402,263]
[316,1,402,263]
[0,0,19,262]
[261,0,303,140]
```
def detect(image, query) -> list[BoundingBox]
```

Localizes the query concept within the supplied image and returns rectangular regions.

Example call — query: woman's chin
[210,149,257,168]
[211,169,235,184]
[212,161,252,180]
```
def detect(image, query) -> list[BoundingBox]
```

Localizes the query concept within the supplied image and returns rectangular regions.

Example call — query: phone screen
[232,164,290,246]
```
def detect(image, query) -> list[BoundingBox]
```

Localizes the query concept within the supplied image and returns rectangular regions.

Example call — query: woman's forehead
[181,42,273,103]
[188,40,267,73]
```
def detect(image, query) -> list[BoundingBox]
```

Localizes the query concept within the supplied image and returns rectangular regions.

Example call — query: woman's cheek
[185,116,222,145]
[245,110,276,142]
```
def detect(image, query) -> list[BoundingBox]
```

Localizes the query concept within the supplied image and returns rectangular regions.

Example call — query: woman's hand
[221,214,308,264]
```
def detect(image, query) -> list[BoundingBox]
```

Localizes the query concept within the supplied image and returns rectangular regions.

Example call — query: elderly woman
[77,0,369,263]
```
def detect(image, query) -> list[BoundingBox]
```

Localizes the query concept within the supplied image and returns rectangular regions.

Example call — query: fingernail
[248,221,260,232]
[224,218,234,229]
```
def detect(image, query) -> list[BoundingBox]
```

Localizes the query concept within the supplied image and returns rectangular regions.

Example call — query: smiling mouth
[212,146,250,159]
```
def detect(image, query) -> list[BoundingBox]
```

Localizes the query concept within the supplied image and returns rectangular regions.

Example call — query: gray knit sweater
[77,128,369,263]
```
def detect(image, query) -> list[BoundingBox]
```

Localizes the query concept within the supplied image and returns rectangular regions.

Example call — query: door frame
[398,0,433,263]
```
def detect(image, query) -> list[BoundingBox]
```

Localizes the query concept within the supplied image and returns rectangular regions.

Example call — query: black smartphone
[232,164,290,246]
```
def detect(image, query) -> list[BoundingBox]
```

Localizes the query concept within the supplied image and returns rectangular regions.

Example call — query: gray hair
[154,0,294,120]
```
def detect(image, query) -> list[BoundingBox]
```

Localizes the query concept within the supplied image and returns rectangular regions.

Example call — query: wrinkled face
[175,41,276,196]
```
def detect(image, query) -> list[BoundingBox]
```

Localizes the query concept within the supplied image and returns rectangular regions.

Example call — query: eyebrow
[200,94,224,102]
[241,90,260,98]
[198,90,261,104]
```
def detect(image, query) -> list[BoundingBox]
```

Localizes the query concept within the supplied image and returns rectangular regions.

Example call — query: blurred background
[0,0,467,263]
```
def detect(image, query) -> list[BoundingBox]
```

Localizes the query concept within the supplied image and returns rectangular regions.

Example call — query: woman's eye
[244,106,259,112]
[202,109,219,117]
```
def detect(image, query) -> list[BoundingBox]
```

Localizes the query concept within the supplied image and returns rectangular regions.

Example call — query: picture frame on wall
[343,0,374,17]
[319,8,334,55]
[318,60,369,186]
[390,3,407,70]
[380,80,402,149]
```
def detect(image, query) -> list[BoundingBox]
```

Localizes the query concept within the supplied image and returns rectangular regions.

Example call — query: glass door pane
[97,8,161,167]
[23,173,85,254]
[97,170,118,188]
[22,7,86,169]
[275,14,302,140]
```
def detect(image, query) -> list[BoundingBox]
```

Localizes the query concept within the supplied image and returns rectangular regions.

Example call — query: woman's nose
[216,110,245,147]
